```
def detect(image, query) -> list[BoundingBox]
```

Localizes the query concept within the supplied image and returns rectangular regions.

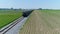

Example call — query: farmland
[19,10,60,34]
[0,10,22,29]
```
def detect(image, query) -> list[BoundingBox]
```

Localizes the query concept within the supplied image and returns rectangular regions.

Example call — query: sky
[0,0,60,9]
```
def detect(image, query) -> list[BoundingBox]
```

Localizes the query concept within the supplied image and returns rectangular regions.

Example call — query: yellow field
[19,10,60,34]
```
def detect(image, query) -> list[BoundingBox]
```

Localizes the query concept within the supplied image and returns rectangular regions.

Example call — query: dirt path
[19,10,60,34]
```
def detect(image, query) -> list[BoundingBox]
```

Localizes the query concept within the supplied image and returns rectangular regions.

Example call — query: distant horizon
[0,0,60,9]
[0,8,60,10]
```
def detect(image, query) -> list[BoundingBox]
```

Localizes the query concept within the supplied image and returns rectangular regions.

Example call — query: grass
[0,10,22,29]
[19,10,60,34]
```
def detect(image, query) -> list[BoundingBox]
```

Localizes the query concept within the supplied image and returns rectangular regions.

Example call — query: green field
[19,10,60,34]
[0,10,22,29]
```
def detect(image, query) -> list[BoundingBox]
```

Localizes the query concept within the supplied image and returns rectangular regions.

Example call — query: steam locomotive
[22,10,34,17]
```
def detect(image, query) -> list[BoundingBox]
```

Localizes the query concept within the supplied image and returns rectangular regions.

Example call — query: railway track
[0,17,25,34]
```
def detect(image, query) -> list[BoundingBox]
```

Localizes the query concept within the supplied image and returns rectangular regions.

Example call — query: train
[22,10,34,17]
